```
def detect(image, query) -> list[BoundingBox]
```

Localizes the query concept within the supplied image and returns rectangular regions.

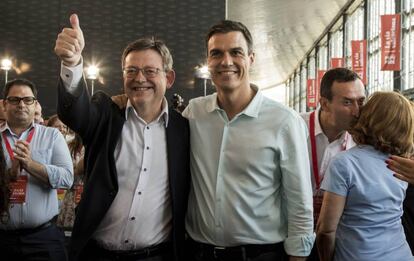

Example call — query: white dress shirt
[61,63,171,250]
[183,86,315,257]
[301,109,356,194]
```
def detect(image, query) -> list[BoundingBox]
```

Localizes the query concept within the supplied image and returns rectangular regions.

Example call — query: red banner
[351,40,367,84]
[317,70,326,103]
[381,14,401,71]
[330,58,345,68]
[307,79,317,108]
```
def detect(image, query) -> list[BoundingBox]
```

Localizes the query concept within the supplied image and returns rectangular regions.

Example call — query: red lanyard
[309,111,320,189]
[2,128,35,161]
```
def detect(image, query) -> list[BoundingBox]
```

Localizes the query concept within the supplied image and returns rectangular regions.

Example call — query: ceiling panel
[228,0,350,89]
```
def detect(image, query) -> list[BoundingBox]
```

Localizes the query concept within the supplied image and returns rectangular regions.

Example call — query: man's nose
[134,70,147,83]
[220,52,233,66]
[17,100,25,107]
[351,102,360,117]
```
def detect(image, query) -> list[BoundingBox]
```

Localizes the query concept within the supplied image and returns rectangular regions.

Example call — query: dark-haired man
[55,14,190,261]
[301,67,365,260]
[183,20,314,261]
[0,78,74,261]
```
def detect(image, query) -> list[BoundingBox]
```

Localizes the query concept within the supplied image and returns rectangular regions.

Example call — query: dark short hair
[320,68,362,101]
[3,78,37,98]
[121,37,173,71]
[206,20,253,54]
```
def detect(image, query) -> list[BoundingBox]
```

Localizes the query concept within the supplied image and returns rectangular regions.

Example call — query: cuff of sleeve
[283,233,316,257]
[60,59,83,92]
[46,165,73,189]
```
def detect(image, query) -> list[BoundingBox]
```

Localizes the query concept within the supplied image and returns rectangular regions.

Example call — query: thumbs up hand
[54,14,85,67]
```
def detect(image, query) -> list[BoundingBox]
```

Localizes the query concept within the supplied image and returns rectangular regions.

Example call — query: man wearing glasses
[0,78,74,261]
[54,14,190,261]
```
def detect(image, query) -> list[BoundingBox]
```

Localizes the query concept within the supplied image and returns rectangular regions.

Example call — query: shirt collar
[125,97,169,127]
[206,84,263,118]
[0,121,35,137]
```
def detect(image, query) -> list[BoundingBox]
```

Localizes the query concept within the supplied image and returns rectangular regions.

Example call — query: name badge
[57,189,67,201]
[9,175,28,204]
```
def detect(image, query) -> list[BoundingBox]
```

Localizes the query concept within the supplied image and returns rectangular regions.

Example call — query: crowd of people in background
[0,13,413,261]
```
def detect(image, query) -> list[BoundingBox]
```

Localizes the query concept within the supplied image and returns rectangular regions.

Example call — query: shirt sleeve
[45,130,74,189]
[279,113,315,256]
[60,60,84,95]
[321,153,350,197]
[181,101,191,119]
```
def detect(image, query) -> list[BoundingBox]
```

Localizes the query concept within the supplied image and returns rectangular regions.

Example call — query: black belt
[0,220,53,236]
[188,238,286,260]
[91,240,172,261]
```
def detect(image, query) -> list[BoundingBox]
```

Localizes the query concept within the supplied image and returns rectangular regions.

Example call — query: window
[345,6,365,68]
[366,0,395,93]
[300,63,307,112]
[329,27,344,61]
[402,0,414,91]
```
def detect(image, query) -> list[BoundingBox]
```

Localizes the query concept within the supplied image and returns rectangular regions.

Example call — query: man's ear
[166,70,176,90]
[249,52,255,66]
[320,96,330,112]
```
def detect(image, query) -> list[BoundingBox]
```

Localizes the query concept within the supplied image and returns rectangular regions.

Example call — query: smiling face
[123,49,175,112]
[207,31,255,93]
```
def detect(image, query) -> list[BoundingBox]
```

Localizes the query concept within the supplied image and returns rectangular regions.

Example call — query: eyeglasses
[122,67,163,79]
[6,96,37,105]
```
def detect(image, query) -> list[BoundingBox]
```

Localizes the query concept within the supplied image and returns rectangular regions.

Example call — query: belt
[0,220,53,236]
[91,240,172,261]
[188,238,286,260]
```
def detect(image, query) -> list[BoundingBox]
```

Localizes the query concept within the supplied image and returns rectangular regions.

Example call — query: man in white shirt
[184,20,314,261]
[54,14,190,261]
[300,67,366,260]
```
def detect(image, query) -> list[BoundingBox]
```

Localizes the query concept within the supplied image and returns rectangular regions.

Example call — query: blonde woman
[316,92,414,261]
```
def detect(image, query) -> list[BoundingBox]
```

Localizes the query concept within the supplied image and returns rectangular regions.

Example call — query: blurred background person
[34,102,44,124]
[0,99,7,124]
[316,92,413,261]
[47,115,84,232]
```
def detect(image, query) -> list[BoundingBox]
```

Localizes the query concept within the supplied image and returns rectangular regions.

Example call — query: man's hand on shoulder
[111,94,128,109]
[54,14,85,67]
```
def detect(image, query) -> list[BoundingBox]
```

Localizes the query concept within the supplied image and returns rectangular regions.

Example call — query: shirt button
[124,240,129,243]
[143,168,147,171]
[138,192,142,195]
[65,74,69,78]
[130,217,135,220]
[146,146,149,150]
[146,126,150,130]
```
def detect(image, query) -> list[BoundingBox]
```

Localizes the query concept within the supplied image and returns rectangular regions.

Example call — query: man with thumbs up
[55,14,190,261]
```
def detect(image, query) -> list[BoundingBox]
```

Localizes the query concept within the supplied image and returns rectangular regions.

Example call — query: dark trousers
[403,184,414,255]
[185,238,288,261]
[80,240,173,261]
[0,223,67,261]
[306,245,319,261]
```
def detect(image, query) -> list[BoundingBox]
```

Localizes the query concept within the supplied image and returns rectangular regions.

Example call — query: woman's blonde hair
[350,91,414,157]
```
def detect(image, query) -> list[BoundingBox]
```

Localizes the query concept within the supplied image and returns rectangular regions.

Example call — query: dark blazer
[57,79,190,261]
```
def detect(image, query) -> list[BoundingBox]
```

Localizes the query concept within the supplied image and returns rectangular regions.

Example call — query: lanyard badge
[2,128,35,204]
